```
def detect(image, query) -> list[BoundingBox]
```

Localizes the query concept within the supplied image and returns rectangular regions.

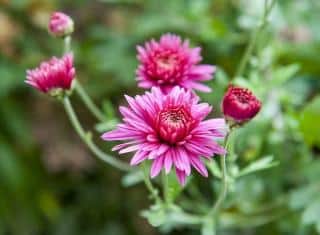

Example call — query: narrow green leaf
[299,96,320,147]
[206,160,222,178]
[121,170,143,187]
[237,155,278,177]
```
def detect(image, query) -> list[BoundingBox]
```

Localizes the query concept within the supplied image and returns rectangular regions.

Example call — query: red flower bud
[222,85,261,124]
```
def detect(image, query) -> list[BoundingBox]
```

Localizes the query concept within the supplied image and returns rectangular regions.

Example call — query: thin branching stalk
[64,36,106,122]
[74,81,107,122]
[63,96,131,171]
[64,36,71,53]
[207,131,231,219]
[141,162,162,204]
[234,0,276,79]
[162,170,170,205]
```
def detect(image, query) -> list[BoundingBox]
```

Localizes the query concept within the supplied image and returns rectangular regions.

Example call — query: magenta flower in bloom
[48,12,74,37]
[26,53,75,94]
[222,85,261,124]
[102,87,226,185]
[136,33,216,93]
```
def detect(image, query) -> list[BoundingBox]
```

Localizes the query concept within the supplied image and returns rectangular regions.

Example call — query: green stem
[141,162,162,204]
[207,131,231,218]
[63,35,106,122]
[162,171,169,205]
[62,96,131,172]
[64,35,71,53]
[234,0,276,79]
[74,82,106,122]
[172,211,203,225]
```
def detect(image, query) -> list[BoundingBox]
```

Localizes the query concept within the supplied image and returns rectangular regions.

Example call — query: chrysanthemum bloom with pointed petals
[222,85,261,124]
[136,33,216,93]
[26,53,75,95]
[102,87,226,185]
[48,12,74,37]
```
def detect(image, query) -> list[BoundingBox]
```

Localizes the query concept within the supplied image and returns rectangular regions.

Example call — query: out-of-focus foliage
[0,0,319,234]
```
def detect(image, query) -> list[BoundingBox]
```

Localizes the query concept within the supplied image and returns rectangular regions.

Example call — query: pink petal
[118,144,140,154]
[164,151,173,174]
[130,151,148,165]
[111,140,140,151]
[176,147,191,175]
[175,168,187,186]
[183,81,212,92]
[190,156,208,177]
[101,129,140,141]
[150,156,164,178]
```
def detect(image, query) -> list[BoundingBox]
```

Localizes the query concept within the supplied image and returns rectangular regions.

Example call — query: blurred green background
[0,0,320,234]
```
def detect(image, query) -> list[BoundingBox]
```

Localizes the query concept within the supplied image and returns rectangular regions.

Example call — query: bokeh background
[0,0,320,234]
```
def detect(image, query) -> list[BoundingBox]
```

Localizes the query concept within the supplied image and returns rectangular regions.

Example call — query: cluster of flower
[26,12,261,185]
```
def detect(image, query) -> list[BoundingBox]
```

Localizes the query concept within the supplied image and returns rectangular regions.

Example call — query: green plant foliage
[299,96,320,147]
[0,0,319,234]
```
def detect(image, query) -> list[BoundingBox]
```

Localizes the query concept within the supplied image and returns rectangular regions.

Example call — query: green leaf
[289,184,320,210]
[206,160,222,178]
[160,206,203,228]
[272,64,300,86]
[141,205,166,227]
[237,155,279,177]
[95,120,118,133]
[302,199,320,226]
[121,170,143,187]
[299,96,320,147]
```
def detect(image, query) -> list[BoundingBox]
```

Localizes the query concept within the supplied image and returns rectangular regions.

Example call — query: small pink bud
[222,85,261,124]
[48,12,74,37]
[25,53,76,96]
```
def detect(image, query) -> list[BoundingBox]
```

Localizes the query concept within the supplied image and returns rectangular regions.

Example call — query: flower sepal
[48,85,73,100]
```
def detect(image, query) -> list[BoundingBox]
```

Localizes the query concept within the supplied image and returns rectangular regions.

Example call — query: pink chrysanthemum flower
[102,87,226,185]
[48,12,74,37]
[26,53,75,95]
[136,33,216,93]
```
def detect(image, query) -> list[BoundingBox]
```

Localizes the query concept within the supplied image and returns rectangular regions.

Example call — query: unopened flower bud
[48,12,74,37]
[222,85,261,125]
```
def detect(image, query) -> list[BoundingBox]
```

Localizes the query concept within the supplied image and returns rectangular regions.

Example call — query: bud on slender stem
[222,85,261,125]
[48,12,74,37]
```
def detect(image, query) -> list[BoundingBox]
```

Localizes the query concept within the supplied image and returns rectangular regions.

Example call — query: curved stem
[62,96,131,172]
[207,131,231,218]
[234,0,276,79]
[141,162,162,204]
[74,81,106,122]
[63,35,106,122]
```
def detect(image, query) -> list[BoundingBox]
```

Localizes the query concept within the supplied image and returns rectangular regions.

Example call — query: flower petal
[150,156,164,178]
